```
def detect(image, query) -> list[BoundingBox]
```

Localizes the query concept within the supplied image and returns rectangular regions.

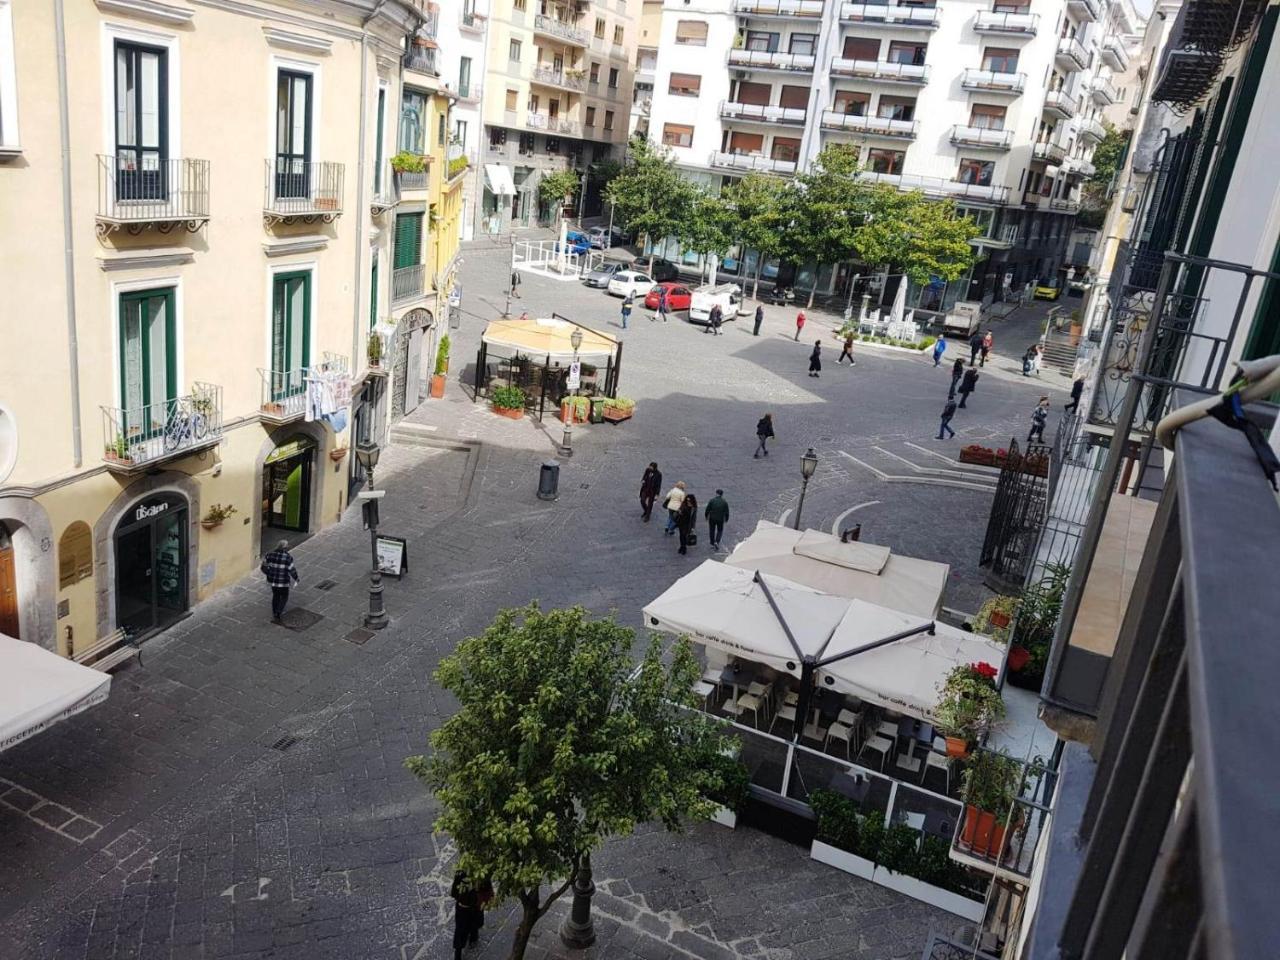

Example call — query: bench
[73,628,142,672]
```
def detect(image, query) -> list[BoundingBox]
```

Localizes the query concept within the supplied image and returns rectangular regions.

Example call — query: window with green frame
[370,255,379,329]
[271,271,311,398]
[399,90,427,154]
[119,287,177,436]
[394,212,423,269]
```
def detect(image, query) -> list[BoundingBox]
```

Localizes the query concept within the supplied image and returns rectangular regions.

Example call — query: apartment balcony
[525,113,582,136]
[459,9,486,34]
[101,383,222,473]
[455,82,482,104]
[709,151,798,175]
[820,110,917,139]
[829,58,929,84]
[950,124,1014,150]
[95,155,211,237]
[1091,75,1119,105]
[860,170,1011,203]
[733,0,825,17]
[259,356,348,423]
[403,47,438,77]
[364,327,397,378]
[960,67,1026,94]
[533,13,589,47]
[1065,0,1099,21]
[1043,88,1076,120]
[392,264,428,305]
[1100,35,1129,71]
[394,157,432,193]
[727,49,816,73]
[1056,35,1091,72]
[974,222,1020,248]
[531,65,587,92]
[263,160,344,225]
[1049,197,1079,213]
[1069,157,1097,177]
[1079,116,1106,142]
[950,752,1054,884]
[839,1,940,30]
[370,164,398,215]
[972,10,1039,36]
[720,101,808,125]
[1032,140,1067,164]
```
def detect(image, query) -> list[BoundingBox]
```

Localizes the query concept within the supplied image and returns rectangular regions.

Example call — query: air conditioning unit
[1120,187,1138,213]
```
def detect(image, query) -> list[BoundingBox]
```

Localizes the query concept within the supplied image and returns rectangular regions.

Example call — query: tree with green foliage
[784,144,875,307]
[406,605,728,960]
[1079,124,1130,229]
[722,173,791,299]
[681,189,736,284]
[853,188,981,286]
[538,168,583,218]
[605,137,697,274]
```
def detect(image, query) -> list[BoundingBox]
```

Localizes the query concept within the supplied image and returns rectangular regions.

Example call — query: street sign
[567,361,581,390]
[375,536,408,577]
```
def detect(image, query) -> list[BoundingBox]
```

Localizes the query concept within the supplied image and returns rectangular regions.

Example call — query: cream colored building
[0,0,458,657]
[478,0,639,232]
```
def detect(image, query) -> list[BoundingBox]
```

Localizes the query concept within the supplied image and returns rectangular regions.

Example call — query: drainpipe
[351,34,371,375]
[54,0,83,467]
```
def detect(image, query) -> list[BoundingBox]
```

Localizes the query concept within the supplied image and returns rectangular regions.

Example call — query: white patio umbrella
[557,217,569,274]
[0,633,111,753]
[889,277,907,325]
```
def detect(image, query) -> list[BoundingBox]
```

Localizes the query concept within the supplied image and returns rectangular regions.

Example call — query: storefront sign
[265,437,317,464]
[375,536,408,578]
[134,500,170,522]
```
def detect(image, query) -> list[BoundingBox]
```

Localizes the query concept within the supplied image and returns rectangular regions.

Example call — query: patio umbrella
[889,277,907,325]
[1,633,111,753]
[558,217,569,274]
[481,316,617,361]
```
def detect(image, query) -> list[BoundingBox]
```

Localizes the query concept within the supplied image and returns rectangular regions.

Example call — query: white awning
[0,634,111,753]
[484,163,516,196]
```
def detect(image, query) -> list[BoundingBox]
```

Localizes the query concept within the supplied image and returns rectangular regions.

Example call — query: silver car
[583,261,624,288]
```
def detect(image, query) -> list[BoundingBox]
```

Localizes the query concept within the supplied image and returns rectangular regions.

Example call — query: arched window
[59,521,93,588]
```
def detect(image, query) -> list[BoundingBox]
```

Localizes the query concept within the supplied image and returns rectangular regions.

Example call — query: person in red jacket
[794,310,806,341]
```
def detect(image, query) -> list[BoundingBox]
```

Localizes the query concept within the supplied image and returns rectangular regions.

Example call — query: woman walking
[949,357,965,398]
[450,872,492,960]
[662,481,687,535]
[808,340,822,378]
[677,491,699,556]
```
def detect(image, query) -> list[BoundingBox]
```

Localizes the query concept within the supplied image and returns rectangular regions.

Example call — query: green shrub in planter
[877,823,920,874]
[706,754,751,815]
[606,396,636,413]
[810,789,860,852]
[434,335,451,376]
[918,336,937,352]
[390,151,427,173]
[491,385,526,410]
[916,836,979,896]
[961,749,1022,814]
[855,810,885,862]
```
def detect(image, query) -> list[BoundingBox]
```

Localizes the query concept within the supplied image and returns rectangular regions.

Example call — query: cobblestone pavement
[0,245,1060,960]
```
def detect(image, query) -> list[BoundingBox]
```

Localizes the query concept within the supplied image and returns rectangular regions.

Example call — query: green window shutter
[394,213,423,268]
[370,257,379,329]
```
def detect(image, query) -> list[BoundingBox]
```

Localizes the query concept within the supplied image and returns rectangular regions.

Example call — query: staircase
[1040,329,1081,376]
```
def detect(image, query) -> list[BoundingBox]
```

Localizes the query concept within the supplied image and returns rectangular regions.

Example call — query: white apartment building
[437,0,494,239]
[648,0,1138,309]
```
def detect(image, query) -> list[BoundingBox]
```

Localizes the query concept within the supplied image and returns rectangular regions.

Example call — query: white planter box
[710,806,737,829]
[810,840,876,880]
[873,867,986,922]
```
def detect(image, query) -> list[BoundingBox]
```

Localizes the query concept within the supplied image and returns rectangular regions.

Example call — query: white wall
[649,0,737,168]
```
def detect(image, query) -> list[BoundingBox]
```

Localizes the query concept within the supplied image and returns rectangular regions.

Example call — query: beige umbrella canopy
[481,316,617,361]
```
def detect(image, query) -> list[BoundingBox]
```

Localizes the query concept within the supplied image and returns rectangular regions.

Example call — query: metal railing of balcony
[840,1,940,27]
[950,751,1056,883]
[533,13,589,45]
[1049,197,1079,213]
[259,356,348,421]
[829,58,929,82]
[1079,117,1106,142]
[972,10,1039,34]
[1101,36,1129,70]
[820,110,917,137]
[720,100,808,124]
[95,155,210,233]
[460,9,485,31]
[709,151,798,174]
[263,160,344,222]
[531,65,587,91]
[371,163,398,214]
[1032,140,1067,164]
[456,82,482,103]
[733,0,825,15]
[394,158,431,191]
[727,49,816,71]
[392,263,427,305]
[961,67,1026,92]
[365,327,397,376]
[861,170,1011,203]
[950,124,1014,149]
[404,47,438,75]
[1065,0,1099,21]
[1056,35,1090,70]
[1043,89,1076,117]
[102,383,222,469]
[1091,76,1119,104]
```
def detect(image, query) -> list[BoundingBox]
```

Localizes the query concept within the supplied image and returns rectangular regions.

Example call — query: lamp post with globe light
[793,448,819,530]
[354,440,389,630]
[560,326,585,456]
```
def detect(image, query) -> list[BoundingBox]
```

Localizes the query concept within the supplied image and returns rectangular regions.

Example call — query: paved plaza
[0,245,1063,960]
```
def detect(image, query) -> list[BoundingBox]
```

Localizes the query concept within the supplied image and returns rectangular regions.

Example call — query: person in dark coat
[704,489,730,550]
[938,398,958,439]
[510,270,521,299]
[711,305,724,336]
[639,462,662,521]
[656,287,669,323]
[949,357,965,398]
[1065,376,1084,412]
[1027,397,1050,443]
[450,871,491,960]
[754,413,775,458]
[677,493,698,555]
[837,332,856,365]
[753,304,764,336]
[808,340,822,378]
[969,330,984,365]
[957,366,979,409]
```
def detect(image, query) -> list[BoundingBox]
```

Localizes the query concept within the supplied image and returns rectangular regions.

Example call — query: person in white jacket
[662,481,687,536]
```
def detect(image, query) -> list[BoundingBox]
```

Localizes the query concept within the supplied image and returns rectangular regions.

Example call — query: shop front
[261,435,316,551]
[114,493,189,640]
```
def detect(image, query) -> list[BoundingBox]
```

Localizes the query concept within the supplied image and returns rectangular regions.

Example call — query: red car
[644,282,693,311]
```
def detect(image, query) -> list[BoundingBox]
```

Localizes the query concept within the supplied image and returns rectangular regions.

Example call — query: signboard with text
[375,536,408,578]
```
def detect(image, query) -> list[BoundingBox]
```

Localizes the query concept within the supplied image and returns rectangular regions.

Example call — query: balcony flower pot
[559,400,588,424]
[200,519,221,531]
[988,610,1012,629]
[944,736,971,758]
[329,447,348,463]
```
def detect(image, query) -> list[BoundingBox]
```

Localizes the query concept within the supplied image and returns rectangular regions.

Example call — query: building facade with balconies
[435,0,494,240]
[647,0,1139,304]
[0,0,444,658]
[479,0,640,232]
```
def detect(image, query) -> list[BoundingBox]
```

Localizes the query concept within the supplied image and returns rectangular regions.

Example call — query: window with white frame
[0,1,19,152]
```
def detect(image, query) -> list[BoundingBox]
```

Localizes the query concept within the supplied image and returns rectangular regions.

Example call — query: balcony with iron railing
[829,58,929,84]
[720,101,808,124]
[860,170,1011,203]
[403,46,438,76]
[949,752,1055,885]
[1078,116,1106,142]
[1043,88,1076,119]
[1055,35,1090,72]
[95,155,210,236]
[979,223,1020,247]
[531,65,587,91]
[102,383,223,472]
[525,113,582,136]
[533,13,589,46]
[961,67,1026,94]
[394,156,432,193]
[1091,75,1119,105]
[364,326,397,378]
[263,160,344,224]
[820,110,917,139]
[972,10,1039,36]
[709,151,798,174]
[1032,139,1067,165]
[727,48,816,72]
[950,124,1014,150]
[1065,0,1099,21]
[1064,156,1096,178]
[1100,35,1129,71]
[733,0,825,16]
[455,82,482,103]
[840,1,940,29]
[392,263,428,305]
[371,163,398,215]
[459,9,486,33]
[1049,197,1079,214]
[259,356,348,422]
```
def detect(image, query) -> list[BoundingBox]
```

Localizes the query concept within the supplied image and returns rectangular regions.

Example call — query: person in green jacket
[705,489,730,550]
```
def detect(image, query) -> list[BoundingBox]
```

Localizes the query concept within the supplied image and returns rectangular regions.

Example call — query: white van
[689,284,743,324]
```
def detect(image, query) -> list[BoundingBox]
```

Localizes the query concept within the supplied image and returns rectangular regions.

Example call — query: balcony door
[114,41,168,202]
[119,288,176,439]
[271,272,311,399]
[275,70,313,199]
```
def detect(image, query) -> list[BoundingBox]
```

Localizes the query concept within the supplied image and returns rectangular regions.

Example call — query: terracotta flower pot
[329,448,348,463]
[494,405,523,420]
[989,610,1012,628]
[430,374,446,398]
[200,520,220,531]
[945,736,970,758]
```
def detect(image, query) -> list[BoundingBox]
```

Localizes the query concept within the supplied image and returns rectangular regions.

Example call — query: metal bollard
[537,460,560,501]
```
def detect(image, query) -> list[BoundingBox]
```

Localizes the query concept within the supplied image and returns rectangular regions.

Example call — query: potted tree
[958,749,1023,859]
[431,335,450,398]
[200,503,238,531]
[491,385,526,419]
[367,330,385,370]
[559,395,589,424]
[934,662,1005,758]
[705,753,750,829]
[329,443,349,463]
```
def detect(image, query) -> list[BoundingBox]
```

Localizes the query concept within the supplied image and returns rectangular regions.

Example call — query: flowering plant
[935,663,1006,743]
[970,661,998,681]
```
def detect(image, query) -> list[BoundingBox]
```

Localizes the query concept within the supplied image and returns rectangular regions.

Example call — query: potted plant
[105,434,134,465]
[705,753,750,828]
[602,396,636,423]
[934,662,1005,757]
[958,749,1023,858]
[559,395,589,423]
[809,789,875,879]
[491,385,526,419]
[431,335,450,398]
[958,443,996,466]
[367,331,385,369]
[330,443,349,463]
[975,595,1018,636]
[390,151,427,175]
[200,503,237,530]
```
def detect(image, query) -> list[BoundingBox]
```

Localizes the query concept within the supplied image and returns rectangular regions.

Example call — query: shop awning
[481,316,618,361]
[484,163,516,197]
[0,634,111,753]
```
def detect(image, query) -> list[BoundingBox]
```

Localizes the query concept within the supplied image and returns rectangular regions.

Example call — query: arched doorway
[113,492,190,640]
[0,525,19,638]
[260,432,319,554]
[392,307,435,420]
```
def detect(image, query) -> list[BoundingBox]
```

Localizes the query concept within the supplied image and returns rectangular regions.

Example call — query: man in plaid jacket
[261,539,300,623]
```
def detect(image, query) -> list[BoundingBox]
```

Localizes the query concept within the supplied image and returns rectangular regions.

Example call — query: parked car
[689,283,743,323]
[1067,275,1089,297]
[1033,277,1064,301]
[587,226,624,249]
[583,261,624,288]
[556,230,591,256]
[607,270,656,298]
[644,282,693,312]
[649,258,680,282]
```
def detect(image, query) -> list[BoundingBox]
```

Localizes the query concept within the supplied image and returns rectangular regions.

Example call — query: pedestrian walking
[948,357,964,398]
[1022,344,1039,376]
[754,413,775,458]
[662,481,687,535]
[968,330,984,365]
[753,304,764,336]
[1065,376,1084,412]
[260,539,299,623]
[510,269,521,299]
[711,305,724,336]
[937,398,958,439]
[656,287,669,323]
[1027,397,1050,443]
[837,332,856,365]
[957,365,979,409]
[450,872,492,960]
[932,334,947,367]
[808,340,822,378]
[980,330,993,366]
[620,293,633,329]
[794,310,806,341]
[639,461,663,521]
[705,489,730,550]
[677,492,698,555]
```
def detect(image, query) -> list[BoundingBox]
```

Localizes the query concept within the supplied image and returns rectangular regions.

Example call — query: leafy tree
[406,605,727,960]
[1079,124,1130,229]
[605,137,697,273]
[853,188,981,287]
[681,189,736,284]
[538,168,583,216]
[722,173,791,299]
[785,144,874,306]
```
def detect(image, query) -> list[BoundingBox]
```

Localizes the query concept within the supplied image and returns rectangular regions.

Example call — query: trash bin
[589,397,606,424]
[537,460,560,501]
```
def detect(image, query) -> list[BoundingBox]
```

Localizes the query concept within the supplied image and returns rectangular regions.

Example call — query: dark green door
[271,272,311,398]
[119,288,176,439]
[394,212,423,268]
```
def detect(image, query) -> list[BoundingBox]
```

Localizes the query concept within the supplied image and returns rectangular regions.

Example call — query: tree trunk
[807,281,817,309]
[752,258,763,300]
[508,896,540,960]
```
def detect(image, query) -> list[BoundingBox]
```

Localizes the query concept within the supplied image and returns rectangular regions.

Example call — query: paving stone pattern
[0,246,1060,959]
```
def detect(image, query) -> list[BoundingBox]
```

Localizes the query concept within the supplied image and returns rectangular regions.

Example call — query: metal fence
[263,160,344,218]
[392,264,427,305]
[102,383,222,468]
[96,155,210,226]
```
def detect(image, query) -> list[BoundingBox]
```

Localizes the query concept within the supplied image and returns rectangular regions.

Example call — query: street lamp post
[355,440,389,630]
[560,327,584,457]
[559,851,596,947]
[793,448,819,531]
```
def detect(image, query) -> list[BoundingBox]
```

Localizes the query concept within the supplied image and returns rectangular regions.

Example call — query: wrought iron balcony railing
[392,263,427,305]
[531,66,587,91]
[972,10,1039,35]
[259,356,348,422]
[533,13,588,45]
[102,383,222,470]
[263,160,344,224]
[1055,35,1090,71]
[1043,88,1076,118]
[1033,140,1067,164]
[96,155,210,235]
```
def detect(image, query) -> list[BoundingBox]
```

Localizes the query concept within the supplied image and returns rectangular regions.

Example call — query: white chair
[922,751,952,793]
[721,697,744,719]
[835,710,863,750]
[782,689,799,707]
[736,693,766,728]
[824,722,857,759]
[858,734,893,772]
[747,681,773,720]
[770,702,797,734]
[691,681,717,708]
[876,719,899,741]
[931,736,948,755]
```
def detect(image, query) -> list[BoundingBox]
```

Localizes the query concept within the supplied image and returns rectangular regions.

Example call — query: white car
[689,283,743,324]
[607,270,655,298]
